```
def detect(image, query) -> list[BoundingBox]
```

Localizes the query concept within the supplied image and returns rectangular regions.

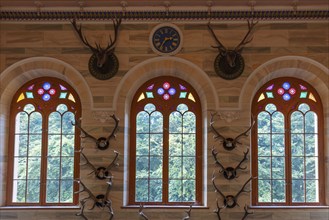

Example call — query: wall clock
[150,23,183,56]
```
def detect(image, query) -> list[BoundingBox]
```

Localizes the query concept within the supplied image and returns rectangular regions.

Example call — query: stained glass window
[8,77,81,206]
[130,76,202,206]
[252,77,325,206]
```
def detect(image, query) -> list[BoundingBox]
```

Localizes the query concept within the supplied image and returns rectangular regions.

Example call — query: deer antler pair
[210,113,255,151]
[72,114,119,150]
[212,172,256,208]
[212,147,249,179]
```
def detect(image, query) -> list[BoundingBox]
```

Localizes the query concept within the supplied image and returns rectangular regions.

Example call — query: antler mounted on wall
[207,20,258,80]
[72,114,119,150]
[212,147,249,180]
[210,113,255,151]
[71,18,121,80]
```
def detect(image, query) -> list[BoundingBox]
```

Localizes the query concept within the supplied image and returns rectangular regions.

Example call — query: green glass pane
[136,111,149,133]
[265,104,277,114]
[150,111,163,133]
[146,92,154,98]
[135,179,148,202]
[272,157,285,179]
[149,156,162,178]
[179,92,187,98]
[258,157,271,179]
[272,180,285,202]
[136,156,149,178]
[29,135,42,156]
[23,104,35,114]
[272,112,284,133]
[291,134,304,156]
[177,104,188,114]
[272,134,285,156]
[144,103,156,113]
[182,180,195,202]
[60,180,73,203]
[149,179,162,202]
[183,134,196,156]
[305,112,317,133]
[15,134,28,156]
[292,180,305,202]
[169,156,182,179]
[305,134,318,156]
[150,134,162,155]
[48,134,61,156]
[26,180,40,203]
[62,134,75,156]
[292,157,304,179]
[46,180,59,203]
[59,92,67,99]
[16,112,28,133]
[29,112,42,133]
[306,180,318,202]
[27,157,41,179]
[25,92,34,98]
[183,157,195,179]
[48,112,62,134]
[258,134,271,156]
[300,92,308,98]
[61,157,74,179]
[136,133,149,156]
[291,111,304,133]
[183,112,195,133]
[12,180,26,202]
[298,103,310,113]
[305,157,318,179]
[266,92,274,98]
[258,180,271,202]
[169,111,182,133]
[258,112,270,133]
[56,104,68,114]
[13,157,27,179]
[169,180,182,202]
[47,157,60,179]
[169,134,182,156]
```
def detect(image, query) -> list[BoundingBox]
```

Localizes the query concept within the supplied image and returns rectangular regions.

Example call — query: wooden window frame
[128,76,203,206]
[251,77,325,206]
[6,77,81,206]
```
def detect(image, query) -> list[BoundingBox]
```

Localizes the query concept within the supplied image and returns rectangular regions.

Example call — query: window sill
[122,205,209,209]
[0,206,80,210]
[250,206,329,209]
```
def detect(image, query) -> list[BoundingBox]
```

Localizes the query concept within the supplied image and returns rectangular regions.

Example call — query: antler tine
[207,22,227,52]
[211,146,225,172]
[213,198,226,220]
[235,20,258,52]
[139,204,149,220]
[212,171,226,199]
[233,115,255,145]
[71,19,98,53]
[235,148,249,171]
[76,200,88,220]
[105,150,120,177]
[106,114,120,142]
[234,177,255,202]
[182,204,192,220]
[80,150,97,175]
[72,119,97,142]
[106,18,122,53]
[210,113,226,142]
[242,204,253,220]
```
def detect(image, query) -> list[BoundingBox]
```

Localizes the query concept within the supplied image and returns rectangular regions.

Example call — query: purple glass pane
[27,84,35,90]
[43,82,51,91]
[42,94,51,101]
[299,84,307,90]
[59,84,67,91]
[282,82,290,90]
[266,84,274,91]
[147,84,155,90]
[168,88,176,96]
[179,84,187,90]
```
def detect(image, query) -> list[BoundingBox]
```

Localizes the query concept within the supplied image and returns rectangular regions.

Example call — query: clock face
[151,24,182,55]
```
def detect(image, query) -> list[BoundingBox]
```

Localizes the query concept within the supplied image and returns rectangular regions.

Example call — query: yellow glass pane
[308,93,316,102]
[68,93,76,103]
[188,93,195,102]
[137,93,145,102]
[17,93,25,102]
[257,93,265,102]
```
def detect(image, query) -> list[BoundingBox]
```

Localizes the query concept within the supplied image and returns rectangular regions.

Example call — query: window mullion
[162,112,169,204]
[286,110,292,205]
[40,111,49,205]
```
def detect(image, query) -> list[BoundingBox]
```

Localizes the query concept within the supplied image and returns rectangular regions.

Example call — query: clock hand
[160,37,170,48]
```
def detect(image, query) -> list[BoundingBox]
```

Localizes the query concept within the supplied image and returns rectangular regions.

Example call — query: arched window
[7,77,81,206]
[251,77,324,206]
[129,76,202,205]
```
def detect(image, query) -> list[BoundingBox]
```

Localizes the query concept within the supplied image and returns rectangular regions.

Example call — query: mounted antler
[213,199,226,220]
[210,113,255,151]
[104,150,120,178]
[139,204,149,220]
[71,18,121,80]
[242,204,253,220]
[72,114,119,150]
[182,205,193,220]
[207,20,258,79]
[212,147,249,180]
[212,172,256,208]
[74,179,104,210]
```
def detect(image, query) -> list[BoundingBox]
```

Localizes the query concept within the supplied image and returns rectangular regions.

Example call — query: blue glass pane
[43,82,51,91]
[157,88,165,95]
[42,94,51,101]
[283,93,291,101]
[282,82,291,90]
[168,88,176,96]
